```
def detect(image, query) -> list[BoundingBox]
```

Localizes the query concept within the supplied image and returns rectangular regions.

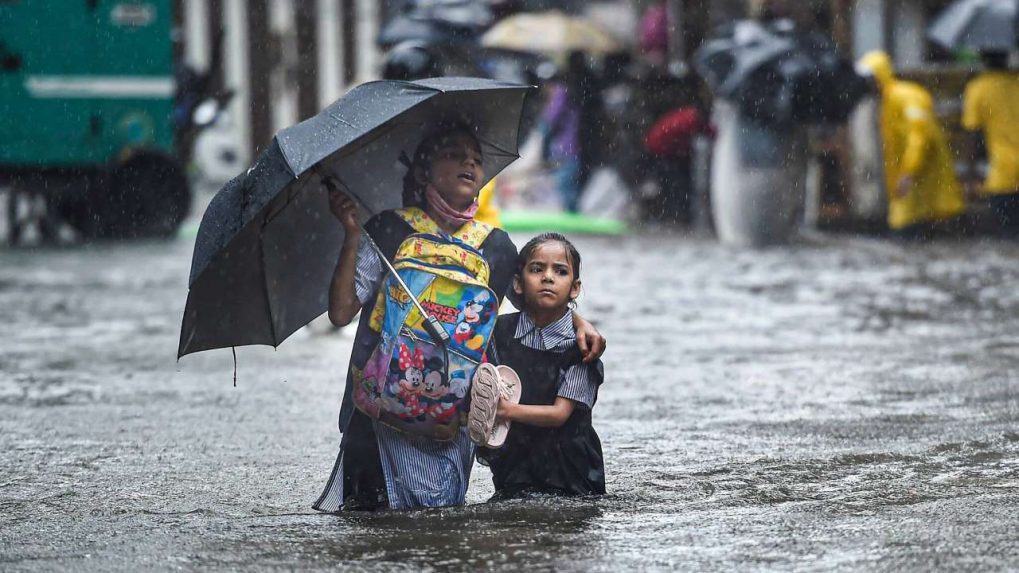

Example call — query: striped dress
[314,211,516,512]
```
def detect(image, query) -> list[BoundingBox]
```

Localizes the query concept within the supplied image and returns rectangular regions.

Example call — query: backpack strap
[395,207,494,250]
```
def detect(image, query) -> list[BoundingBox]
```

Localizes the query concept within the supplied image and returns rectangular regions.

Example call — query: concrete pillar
[247,0,273,157]
[341,0,356,88]
[224,0,251,165]
[890,0,924,69]
[183,0,210,69]
[270,0,298,132]
[295,0,320,120]
[851,0,886,59]
[355,0,380,82]
[317,0,343,106]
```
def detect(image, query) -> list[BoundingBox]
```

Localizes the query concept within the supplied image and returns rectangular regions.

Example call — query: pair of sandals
[468,363,522,448]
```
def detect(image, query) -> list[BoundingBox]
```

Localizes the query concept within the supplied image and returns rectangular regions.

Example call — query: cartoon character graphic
[421,358,447,400]
[449,370,470,399]
[452,290,494,351]
[388,343,428,419]
[420,357,460,423]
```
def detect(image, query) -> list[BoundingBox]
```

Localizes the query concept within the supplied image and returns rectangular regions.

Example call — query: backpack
[352,207,499,441]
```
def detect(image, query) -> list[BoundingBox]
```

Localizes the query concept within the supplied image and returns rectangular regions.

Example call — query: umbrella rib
[257,213,281,348]
[325,112,358,129]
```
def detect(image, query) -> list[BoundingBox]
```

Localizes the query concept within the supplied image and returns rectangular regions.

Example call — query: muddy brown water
[1,230,1017,571]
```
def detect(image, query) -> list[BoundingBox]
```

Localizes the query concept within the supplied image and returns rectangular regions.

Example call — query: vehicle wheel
[101,151,191,239]
[55,170,105,240]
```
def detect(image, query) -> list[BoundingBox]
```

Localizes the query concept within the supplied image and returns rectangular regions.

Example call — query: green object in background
[0,0,176,167]
[0,0,191,242]
[954,49,980,65]
[501,210,628,235]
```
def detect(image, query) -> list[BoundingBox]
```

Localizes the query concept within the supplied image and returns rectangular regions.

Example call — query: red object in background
[644,107,713,158]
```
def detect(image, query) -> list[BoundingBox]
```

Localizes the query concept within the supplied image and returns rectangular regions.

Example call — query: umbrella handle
[320,175,452,348]
[357,222,451,347]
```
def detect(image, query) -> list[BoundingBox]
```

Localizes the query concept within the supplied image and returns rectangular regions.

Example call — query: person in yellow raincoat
[962,51,1019,238]
[474,178,502,227]
[856,51,966,237]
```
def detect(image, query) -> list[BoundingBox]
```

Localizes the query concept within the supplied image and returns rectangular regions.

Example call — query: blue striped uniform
[352,239,383,304]
[512,310,597,409]
[354,236,475,509]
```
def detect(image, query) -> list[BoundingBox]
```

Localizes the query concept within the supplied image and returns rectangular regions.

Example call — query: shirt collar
[515,310,576,350]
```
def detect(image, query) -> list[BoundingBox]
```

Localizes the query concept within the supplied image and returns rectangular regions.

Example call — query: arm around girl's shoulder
[498,396,576,428]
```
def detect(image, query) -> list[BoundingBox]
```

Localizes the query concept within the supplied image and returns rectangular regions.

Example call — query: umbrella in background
[378,16,479,47]
[178,77,532,358]
[694,19,866,127]
[481,11,620,58]
[928,0,1017,52]
[694,20,798,98]
[378,0,494,48]
[412,0,494,27]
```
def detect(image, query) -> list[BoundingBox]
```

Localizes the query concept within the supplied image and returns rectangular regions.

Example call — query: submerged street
[1,229,1017,571]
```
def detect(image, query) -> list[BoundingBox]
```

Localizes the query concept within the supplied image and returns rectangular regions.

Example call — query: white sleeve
[354,238,385,306]
[557,363,597,410]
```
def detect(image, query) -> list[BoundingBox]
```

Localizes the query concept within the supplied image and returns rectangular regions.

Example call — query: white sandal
[468,363,522,448]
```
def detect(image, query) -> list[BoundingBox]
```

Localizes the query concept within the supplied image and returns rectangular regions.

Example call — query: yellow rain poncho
[474,179,502,227]
[857,51,965,230]
[962,70,1019,194]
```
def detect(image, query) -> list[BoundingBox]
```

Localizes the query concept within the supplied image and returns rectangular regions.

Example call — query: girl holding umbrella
[314,120,606,511]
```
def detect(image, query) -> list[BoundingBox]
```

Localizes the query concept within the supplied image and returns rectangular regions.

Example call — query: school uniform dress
[314,210,516,512]
[480,311,606,498]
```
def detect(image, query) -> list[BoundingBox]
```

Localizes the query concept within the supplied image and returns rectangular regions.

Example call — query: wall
[178,0,382,175]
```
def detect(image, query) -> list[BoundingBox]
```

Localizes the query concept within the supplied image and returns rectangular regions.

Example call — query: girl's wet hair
[402,119,482,207]
[516,232,582,280]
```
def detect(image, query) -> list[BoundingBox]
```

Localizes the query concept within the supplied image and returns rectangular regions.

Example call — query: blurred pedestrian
[540,51,599,212]
[315,121,606,512]
[381,41,441,81]
[638,1,669,67]
[856,51,966,239]
[962,51,1019,238]
[642,73,711,224]
[477,233,605,500]
[474,179,502,227]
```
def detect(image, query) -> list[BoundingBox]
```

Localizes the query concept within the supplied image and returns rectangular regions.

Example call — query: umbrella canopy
[411,0,493,28]
[378,15,478,48]
[178,77,532,358]
[481,10,620,58]
[378,0,494,47]
[694,20,798,98]
[928,0,1016,52]
[694,20,866,127]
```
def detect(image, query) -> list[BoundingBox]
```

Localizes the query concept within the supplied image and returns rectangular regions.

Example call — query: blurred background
[0,0,1004,245]
[4,2,1019,570]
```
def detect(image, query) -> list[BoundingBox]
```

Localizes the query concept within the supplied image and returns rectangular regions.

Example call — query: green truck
[1,0,193,241]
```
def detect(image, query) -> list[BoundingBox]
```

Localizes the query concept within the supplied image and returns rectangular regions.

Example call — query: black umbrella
[694,19,866,127]
[378,1,493,48]
[694,20,798,99]
[928,0,1016,52]
[178,77,532,358]
[378,15,479,48]
[411,0,494,28]
[789,33,870,125]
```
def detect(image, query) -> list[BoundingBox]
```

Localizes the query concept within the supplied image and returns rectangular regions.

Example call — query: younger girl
[479,233,606,499]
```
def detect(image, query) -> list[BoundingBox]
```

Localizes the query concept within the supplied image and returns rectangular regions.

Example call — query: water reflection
[2,234,1019,570]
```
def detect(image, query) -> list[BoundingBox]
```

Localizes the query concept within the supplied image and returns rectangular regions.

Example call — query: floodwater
[1,229,1017,571]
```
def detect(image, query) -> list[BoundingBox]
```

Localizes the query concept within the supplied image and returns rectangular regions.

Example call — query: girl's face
[513,242,581,315]
[425,133,485,210]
